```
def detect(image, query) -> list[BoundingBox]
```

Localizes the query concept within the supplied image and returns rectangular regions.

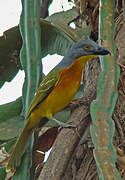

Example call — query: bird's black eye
[83,45,90,50]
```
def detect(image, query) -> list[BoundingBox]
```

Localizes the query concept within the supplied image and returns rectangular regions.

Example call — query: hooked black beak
[94,47,111,55]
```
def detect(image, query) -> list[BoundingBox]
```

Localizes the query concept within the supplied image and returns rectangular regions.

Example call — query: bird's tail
[6,122,33,173]
[6,117,49,173]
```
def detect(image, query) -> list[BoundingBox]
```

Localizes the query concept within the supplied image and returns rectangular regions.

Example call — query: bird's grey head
[56,39,110,69]
[67,40,110,58]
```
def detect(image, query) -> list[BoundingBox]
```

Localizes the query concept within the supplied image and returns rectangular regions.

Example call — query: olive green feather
[26,69,60,119]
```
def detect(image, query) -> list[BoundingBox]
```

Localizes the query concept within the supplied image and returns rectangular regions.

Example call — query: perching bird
[6,40,110,173]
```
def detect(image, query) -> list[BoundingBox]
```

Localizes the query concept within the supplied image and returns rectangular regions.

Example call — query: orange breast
[36,61,83,118]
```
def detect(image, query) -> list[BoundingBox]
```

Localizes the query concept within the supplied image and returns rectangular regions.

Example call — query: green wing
[26,69,60,118]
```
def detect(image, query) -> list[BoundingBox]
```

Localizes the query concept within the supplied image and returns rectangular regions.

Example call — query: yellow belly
[31,65,83,125]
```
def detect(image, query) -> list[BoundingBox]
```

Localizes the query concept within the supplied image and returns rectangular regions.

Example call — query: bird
[6,39,110,173]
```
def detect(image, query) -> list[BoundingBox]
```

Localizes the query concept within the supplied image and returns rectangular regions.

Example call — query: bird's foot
[52,118,76,129]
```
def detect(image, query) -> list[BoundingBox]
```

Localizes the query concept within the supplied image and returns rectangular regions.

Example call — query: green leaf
[90,0,121,179]
[43,8,90,57]
[0,27,22,88]
[40,19,75,57]
[13,0,42,178]
[0,97,23,141]
[0,97,22,123]
[46,7,90,41]
[0,168,6,180]
[0,116,23,140]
